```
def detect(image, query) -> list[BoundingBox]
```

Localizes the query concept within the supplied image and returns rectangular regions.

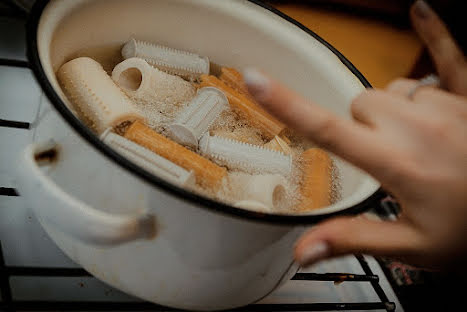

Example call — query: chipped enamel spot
[112,58,196,130]
[169,87,229,147]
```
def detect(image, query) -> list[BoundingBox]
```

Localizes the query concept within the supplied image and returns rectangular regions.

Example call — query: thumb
[294,217,424,267]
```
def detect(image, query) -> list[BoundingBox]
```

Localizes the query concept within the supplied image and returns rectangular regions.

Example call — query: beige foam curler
[113,57,195,100]
[112,57,196,128]
[57,57,144,134]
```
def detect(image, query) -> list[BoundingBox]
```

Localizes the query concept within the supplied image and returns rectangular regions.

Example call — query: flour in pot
[56,38,340,214]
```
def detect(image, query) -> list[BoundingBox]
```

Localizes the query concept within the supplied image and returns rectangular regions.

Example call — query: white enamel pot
[18,0,383,310]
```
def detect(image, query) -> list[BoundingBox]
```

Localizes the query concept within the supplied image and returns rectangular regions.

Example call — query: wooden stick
[200,75,285,139]
[219,67,250,97]
[57,57,144,134]
[264,136,292,155]
[299,148,333,211]
[124,121,227,189]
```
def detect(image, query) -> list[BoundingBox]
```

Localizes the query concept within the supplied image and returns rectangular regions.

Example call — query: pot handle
[16,143,156,246]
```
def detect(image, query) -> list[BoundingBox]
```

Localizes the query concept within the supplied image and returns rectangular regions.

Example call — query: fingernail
[297,242,330,266]
[413,0,432,19]
[243,68,271,100]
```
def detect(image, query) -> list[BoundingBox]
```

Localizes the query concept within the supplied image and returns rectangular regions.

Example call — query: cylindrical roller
[242,174,288,211]
[300,148,333,211]
[169,87,228,148]
[200,75,285,139]
[112,57,153,95]
[57,57,144,134]
[122,38,210,80]
[101,130,195,188]
[112,58,196,127]
[124,121,227,190]
[199,133,292,176]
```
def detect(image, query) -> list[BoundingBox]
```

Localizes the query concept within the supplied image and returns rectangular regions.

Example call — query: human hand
[243,0,467,270]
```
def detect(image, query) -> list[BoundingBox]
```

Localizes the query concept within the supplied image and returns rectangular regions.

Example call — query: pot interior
[36,0,380,216]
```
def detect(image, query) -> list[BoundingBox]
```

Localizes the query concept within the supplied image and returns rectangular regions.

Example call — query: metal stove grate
[0,239,395,311]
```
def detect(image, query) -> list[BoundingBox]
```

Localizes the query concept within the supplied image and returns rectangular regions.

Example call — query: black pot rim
[26,0,385,225]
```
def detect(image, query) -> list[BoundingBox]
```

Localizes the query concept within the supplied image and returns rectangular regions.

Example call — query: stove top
[0,8,402,312]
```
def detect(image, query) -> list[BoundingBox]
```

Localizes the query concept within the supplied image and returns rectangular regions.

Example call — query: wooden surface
[274,4,423,88]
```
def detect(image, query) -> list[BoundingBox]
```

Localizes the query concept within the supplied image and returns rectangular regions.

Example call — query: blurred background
[271,0,420,88]
[268,0,465,88]
[2,0,465,88]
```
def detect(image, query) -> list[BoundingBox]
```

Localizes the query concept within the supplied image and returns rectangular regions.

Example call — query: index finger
[243,68,394,176]
[411,0,467,96]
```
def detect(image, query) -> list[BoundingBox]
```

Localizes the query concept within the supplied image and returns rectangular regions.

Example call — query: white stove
[0,9,402,312]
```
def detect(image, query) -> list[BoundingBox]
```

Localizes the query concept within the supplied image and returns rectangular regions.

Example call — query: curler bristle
[122,38,209,80]
[199,133,292,176]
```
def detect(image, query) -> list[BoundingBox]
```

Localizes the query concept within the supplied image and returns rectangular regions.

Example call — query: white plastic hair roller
[101,130,195,188]
[112,57,196,128]
[122,38,210,79]
[199,134,292,176]
[112,57,195,102]
[112,57,154,95]
[169,87,228,147]
[57,57,144,134]
[241,174,288,212]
